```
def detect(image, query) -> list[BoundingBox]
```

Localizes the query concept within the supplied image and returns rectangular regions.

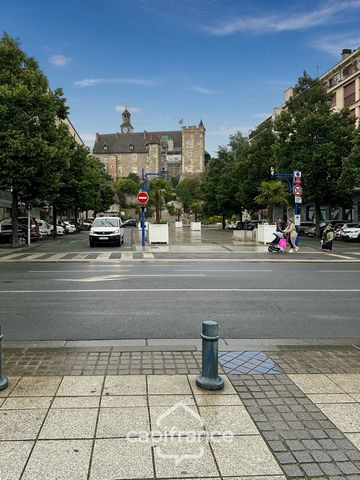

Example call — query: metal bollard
[196,321,224,390]
[0,325,8,391]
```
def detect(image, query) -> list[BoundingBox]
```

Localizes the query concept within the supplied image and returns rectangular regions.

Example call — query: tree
[114,178,139,207]
[176,178,202,212]
[237,122,275,213]
[254,180,290,220]
[150,178,170,223]
[202,132,249,227]
[0,33,67,245]
[274,72,355,235]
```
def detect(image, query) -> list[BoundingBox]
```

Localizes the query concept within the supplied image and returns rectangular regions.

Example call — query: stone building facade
[92,109,209,181]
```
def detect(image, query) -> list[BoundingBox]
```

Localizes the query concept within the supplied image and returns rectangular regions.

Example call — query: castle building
[92,109,209,181]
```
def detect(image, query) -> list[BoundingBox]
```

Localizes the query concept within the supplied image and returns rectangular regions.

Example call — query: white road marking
[96,253,112,260]
[174,269,272,272]
[324,253,355,260]
[24,253,47,260]
[45,253,70,261]
[315,270,360,273]
[0,252,28,260]
[72,253,90,260]
[121,252,133,260]
[28,269,131,273]
[143,252,155,259]
[55,274,206,282]
[0,288,359,293]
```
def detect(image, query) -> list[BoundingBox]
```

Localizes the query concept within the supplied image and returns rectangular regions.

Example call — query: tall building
[92,109,209,181]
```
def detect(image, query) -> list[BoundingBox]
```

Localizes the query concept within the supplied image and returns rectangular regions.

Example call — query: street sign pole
[141,206,145,247]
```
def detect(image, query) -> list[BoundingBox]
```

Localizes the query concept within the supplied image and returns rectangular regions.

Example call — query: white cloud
[49,54,72,66]
[74,78,157,87]
[312,32,360,56]
[191,86,219,95]
[115,105,141,114]
[205,0,360,36]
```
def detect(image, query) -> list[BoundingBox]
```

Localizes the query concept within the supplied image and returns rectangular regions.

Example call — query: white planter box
[257,224,276,243]
[175,221,183,228]
[148,223,169,244]
[190,222,201,231]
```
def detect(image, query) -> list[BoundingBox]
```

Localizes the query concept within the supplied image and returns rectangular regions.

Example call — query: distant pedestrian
[284,218,298,253]
[321,223,335,251]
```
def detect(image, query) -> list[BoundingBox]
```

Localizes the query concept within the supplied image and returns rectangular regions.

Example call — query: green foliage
[114,178,139,206]
[254,180,290,220]
[176,178,202,212]
[274,72,355,227]
[0,33,68,244]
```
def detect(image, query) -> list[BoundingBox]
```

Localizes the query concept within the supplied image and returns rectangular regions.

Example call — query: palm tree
[254,180,290,221]
[151,178,169,223]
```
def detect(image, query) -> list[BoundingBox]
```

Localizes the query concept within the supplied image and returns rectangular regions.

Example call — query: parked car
[35,219,52,238]
[62,220,76,234]
[0,225,27,245]
[81,219,93,231]
[0,217,40,241]
[298,222,315,236]
[304,221,327,237]
[340,224,360,241]
[122,219,137,228]
[47,220,66,235]
[335,222,358,239]
[89,217,124,247]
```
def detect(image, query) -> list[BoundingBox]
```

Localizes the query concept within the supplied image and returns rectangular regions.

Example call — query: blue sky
[2,0,360,156]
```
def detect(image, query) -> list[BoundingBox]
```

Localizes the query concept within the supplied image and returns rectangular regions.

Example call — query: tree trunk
[155,191,160,223]
[74,206,79,233]
[52,204,58,239]
[11,190,19,246]
[222,213,226,229]
[315,201,321,238]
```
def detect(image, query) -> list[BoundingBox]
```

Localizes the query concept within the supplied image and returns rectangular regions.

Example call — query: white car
[89,217,124,247]
[62,221,76,234]
[48,224,65,236]
[341,224,360,241]
[35,219,52,238]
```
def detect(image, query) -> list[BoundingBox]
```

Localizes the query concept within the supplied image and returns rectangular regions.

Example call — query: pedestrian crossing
[0,251,156,262]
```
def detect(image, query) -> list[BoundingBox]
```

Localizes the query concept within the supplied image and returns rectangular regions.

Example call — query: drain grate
[219,351,283,374]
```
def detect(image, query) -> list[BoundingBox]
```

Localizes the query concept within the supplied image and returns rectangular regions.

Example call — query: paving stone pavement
[2,347,360,479]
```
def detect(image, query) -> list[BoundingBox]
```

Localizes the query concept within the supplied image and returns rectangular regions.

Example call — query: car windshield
[93,218,119,227]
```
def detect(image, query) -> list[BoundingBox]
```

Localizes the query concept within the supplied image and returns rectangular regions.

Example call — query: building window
[131,153,138,161]
[330,93,336,107]
[344,81,355,106]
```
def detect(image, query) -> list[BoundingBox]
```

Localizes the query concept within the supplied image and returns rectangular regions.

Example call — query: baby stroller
[268,231,286,253]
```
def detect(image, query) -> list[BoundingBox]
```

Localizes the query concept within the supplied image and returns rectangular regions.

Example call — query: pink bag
[279,238,287,249]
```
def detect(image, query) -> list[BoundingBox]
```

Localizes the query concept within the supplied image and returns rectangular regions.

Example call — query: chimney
[341,49,352,60]
[95,133,100,142]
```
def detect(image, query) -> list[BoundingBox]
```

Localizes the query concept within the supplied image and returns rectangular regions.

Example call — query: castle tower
[181,120,205,177]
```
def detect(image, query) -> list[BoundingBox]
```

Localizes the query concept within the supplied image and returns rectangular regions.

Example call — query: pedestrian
[321,223,335,251]
[276,217,286,232]
[284,218,298,253]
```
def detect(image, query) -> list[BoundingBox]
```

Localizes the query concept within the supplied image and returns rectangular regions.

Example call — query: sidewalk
[1,343,360,479]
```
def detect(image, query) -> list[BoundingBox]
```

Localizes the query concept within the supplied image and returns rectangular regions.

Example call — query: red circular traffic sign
[293,185,303,197]
[137,191,149,205]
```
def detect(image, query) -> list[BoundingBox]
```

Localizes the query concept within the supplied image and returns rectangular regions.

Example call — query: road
[0,228,359,341]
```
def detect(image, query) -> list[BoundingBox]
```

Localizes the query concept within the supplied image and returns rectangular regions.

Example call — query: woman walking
[321,224,335,251]
[284,218,298,253]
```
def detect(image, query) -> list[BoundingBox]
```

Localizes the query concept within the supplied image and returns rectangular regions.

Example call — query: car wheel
[18,236,27,246]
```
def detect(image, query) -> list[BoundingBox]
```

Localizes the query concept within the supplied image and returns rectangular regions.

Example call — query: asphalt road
[0,259,359,341]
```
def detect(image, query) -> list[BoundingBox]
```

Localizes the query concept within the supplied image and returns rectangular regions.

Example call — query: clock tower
[120,108,134,133]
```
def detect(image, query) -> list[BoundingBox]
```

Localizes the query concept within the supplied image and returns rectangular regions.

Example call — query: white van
[89,217,124,247]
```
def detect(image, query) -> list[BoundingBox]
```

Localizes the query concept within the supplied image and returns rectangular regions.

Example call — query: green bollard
[0,325,8,391]
[196,320,224,390]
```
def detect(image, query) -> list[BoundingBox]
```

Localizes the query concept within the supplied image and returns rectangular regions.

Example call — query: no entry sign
[137,191,149,205]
